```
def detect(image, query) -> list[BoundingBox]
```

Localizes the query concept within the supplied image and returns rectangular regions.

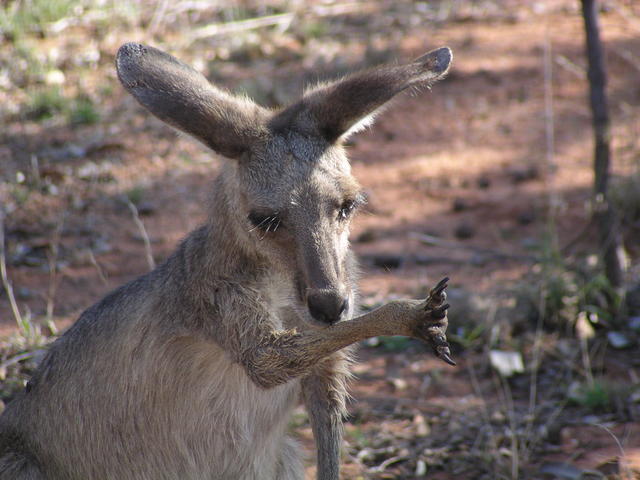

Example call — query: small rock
[389,377,408,392]
[607,331,632,349]
[452,197,468,212]
[469,253,487,265]
[415,460,427,476]
[15,287,34,300]
[368,254,403,269]
[92,237,112,254]
[136,201,156,216]
[364,337,381,347]
[575,312,595,340]
[517,210,536,225]
[489,350,524,377]
[477,176,491,189]
[539,462,596,480]
[413,413,430,437]
[625,283,640,313]
[629,316,640,332]
[454,222,475,240]
[356,229,377,243]
[509,165,539,183]
[567,381,583,403]
[521,237,539,249]
[44,69,65,85]
[490,410,506,423]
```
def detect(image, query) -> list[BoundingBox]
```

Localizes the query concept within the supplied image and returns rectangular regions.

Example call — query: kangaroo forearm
[245,301,420,388]
[302,300,421,349]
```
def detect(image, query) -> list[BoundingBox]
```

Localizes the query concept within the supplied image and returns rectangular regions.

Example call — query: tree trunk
[580,0,624,288]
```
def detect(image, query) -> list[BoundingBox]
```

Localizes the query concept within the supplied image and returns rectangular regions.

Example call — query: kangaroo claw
[420,278,456,367]
[431,303,450,319]
[425,277,449,309]
[435,345,456,366]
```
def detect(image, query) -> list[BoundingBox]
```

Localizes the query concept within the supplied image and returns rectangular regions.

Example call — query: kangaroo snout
[307,289,349,325]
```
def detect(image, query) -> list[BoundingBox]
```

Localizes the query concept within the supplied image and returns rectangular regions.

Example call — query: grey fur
[0,43,453,480]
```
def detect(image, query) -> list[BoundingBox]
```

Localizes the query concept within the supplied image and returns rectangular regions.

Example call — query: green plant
[68,98,100,125]
[449,323,486,349]
[377,335,412,352]
[516,222,624,333]
[26,87,67,120]
[302,20,328,39]
[126,186,145,205]
[345,424,370,449]
[568,379,631,413]
[0,0,76,41]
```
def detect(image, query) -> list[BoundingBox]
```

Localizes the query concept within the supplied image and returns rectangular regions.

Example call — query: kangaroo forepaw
[416,277,456,366]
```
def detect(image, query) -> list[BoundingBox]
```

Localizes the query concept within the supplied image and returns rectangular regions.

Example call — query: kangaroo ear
[116,43,268,159]
[272,47,452,143]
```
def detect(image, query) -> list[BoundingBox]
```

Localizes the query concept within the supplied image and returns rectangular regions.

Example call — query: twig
[147,0,170,36]
[171,1,218,14]
[369,454,409,473]
[189,12,295,40]
[188,2,377,42]
[30,154,42,189]
[311,2,377,17]
[126,200,156,271]
[0,208,25,329]
[0,351,40,372]
[554,54,586,79]
[408,232,537,262]
[560,218,595,253]
[609,0,640,32]
[592,423,633,479]
[88,249,109,287]
[496,373,519,479]
[612,49,640,75]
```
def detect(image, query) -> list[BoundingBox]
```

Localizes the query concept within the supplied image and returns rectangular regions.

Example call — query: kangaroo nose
[307,290,349,325]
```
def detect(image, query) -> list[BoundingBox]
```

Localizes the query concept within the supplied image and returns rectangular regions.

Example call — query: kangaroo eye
[248,211,282,233]
[338,200,356,220]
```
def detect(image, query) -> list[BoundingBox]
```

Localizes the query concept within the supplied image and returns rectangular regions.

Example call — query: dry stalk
[45,211,66,334]
[593,423,633,479]
[126,199,156,271]
[88,249,109,287]
[467,361,500,476]
[147,0,170,36]
[0,208,25,329]
[189,12,295,41]
[543,20,557,208]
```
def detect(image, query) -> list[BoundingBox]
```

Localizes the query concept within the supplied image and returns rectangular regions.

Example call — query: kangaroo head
[116,43,452,326]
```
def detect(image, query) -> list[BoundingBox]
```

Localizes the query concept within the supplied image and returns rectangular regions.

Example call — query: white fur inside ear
[340,109,380,141]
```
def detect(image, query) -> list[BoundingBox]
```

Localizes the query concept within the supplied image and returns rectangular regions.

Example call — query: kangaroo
[0,43,455,480]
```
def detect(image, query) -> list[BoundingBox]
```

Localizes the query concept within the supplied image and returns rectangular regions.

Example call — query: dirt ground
[1,0,639,478]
